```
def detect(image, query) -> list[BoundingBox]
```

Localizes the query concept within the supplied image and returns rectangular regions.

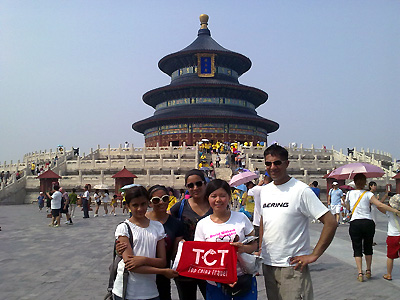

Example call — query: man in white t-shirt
[46,184,62,227]
[259,144,337,300]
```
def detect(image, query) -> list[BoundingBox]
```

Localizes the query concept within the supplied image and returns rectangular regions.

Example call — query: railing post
[100,170,104,184]
[79,170,83,186]
[146,169,151,186]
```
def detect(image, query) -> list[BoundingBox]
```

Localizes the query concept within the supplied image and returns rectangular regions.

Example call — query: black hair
[263,144,288,161]
[113,194,117,198]
[148,185,168,197]
[368,181,377,190]
[312,181,318,187]
[53,185,60,190]
[124,186,149,206]
[104,189,109,194]
[95,189,99,193]
[246,181,255,189]
[185,169,206,185]
[354,173,367,184]
[205,179,231,201]
[72,188,76,193]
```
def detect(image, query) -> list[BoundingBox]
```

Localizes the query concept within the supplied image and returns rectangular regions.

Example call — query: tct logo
[192,248,230,266]
[263,202,289,208]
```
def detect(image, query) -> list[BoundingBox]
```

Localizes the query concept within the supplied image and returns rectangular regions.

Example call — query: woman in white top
[101,189,110,216]
[346,173,400,282]
[94,189,101,217]
[195,179,258,300]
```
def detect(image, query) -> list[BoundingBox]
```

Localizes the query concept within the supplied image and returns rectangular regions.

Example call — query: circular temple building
[132,14,279,146]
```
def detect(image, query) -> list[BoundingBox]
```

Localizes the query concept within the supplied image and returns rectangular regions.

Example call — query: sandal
[365,269,372,279]
[383,274,392,281]
[357,272,364,282]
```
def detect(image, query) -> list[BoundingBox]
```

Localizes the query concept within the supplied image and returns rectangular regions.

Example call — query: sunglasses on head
[150,195,170,204]
[265,160,286,167]
[186,181,204,189]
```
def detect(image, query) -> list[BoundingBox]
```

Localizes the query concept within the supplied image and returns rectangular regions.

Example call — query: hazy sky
[1,0,399,163]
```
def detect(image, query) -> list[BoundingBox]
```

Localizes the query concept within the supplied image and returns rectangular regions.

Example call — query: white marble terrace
[0,142,397,204]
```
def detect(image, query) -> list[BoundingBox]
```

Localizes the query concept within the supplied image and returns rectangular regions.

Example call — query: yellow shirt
[167,196,177,211]
[242,192,255,213]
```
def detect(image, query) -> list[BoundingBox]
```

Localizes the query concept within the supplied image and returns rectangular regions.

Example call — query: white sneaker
[102,214,107,217]
[114,213,117,216]
[65,221,70,224]
[94,214,98,217]
[311,220,316,223]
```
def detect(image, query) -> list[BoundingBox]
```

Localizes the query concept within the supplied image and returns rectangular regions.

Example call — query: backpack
[104,222,133,300]
[178,199,186,221]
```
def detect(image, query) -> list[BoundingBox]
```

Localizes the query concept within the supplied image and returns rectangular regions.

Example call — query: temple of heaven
[132,14,279,146]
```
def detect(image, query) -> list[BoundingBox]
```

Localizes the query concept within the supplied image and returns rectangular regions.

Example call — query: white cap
[332,182,339,185]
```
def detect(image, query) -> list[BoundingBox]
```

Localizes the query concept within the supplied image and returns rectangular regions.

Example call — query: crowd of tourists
[40,143,400,300]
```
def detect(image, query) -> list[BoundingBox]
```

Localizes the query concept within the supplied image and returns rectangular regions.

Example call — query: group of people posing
[110,144,400,300]
[43,143,400,300]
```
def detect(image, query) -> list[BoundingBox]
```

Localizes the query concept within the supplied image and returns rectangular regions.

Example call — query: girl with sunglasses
[195,179,258,300]
[170,169,213,300]
[146,185,184,300]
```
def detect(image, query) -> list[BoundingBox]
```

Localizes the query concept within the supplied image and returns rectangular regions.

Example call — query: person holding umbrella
[345,173,400,282]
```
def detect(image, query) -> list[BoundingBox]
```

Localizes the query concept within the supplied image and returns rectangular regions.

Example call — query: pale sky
[1,0,399,163]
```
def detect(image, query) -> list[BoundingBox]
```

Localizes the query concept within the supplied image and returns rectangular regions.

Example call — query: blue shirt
[311,187,320,198]
[329,188,343,206]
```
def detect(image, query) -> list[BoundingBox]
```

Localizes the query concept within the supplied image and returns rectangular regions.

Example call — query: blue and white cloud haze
[1,0,399,163]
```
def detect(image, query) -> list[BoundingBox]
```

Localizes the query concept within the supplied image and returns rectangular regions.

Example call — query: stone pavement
[1,204,400,300]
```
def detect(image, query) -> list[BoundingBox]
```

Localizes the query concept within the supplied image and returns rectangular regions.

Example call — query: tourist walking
[68,188,78,218]
[110,194,118,216]
[111,186,178,300]
[37,192,45,211]
[167,187,177,212]
[94,189,101,217]
[46,184,62,227]
[195,179,258,300]
[328,182,344,226]
[81,185,90,218]
[215,153,221,168]
[378,194,400,281]
[256,144,337,300]
[345,173,400,282]
[60,188,73,225]
[101,189,110,216]
[170,169,212,300]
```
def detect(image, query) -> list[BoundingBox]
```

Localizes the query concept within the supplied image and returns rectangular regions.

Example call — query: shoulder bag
[104,222,133,300]
[344,190,367,223]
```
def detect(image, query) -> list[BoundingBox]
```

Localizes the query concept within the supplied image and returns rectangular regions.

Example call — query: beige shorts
[262,264,313,300]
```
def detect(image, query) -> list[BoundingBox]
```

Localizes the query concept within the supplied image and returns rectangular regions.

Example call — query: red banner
[174,241,237,284]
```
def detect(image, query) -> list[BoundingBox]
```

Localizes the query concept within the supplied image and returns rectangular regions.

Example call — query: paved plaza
[1,204,400,299]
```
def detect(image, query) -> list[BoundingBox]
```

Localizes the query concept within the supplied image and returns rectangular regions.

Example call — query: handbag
[104,222,133,300]
[237,252,262,275]
[220,239,260,297]
[344,191,367,223]
[220,274,253,297]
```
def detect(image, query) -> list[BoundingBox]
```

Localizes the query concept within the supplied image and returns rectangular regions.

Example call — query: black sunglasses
[150,195,170,204]
[187,181,204,189]
[265,160,286,167]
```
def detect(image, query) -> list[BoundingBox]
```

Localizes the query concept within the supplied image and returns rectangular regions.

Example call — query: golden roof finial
[199,14,209,29]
